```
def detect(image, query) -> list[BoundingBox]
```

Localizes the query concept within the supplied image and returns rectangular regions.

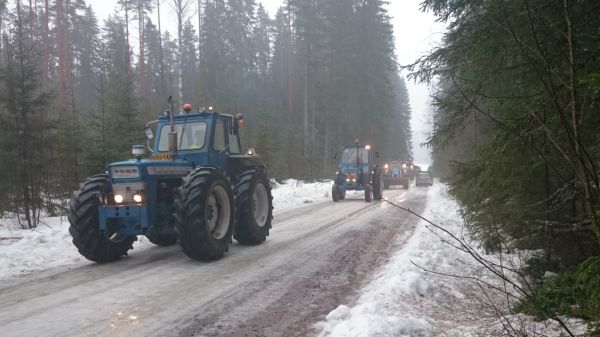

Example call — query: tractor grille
[112,183,145,202]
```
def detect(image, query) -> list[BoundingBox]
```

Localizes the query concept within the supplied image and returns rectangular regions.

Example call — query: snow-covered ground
[316,183,588,337]
[0,180,589,336]
[0,179,332,281]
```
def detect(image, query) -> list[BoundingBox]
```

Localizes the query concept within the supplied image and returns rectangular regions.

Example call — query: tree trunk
[286,0,294,177]
[56,0,67,110]
[138,0,146,118]
[42,0,49,89]
[563,0,600,246]
[157,0,165,96]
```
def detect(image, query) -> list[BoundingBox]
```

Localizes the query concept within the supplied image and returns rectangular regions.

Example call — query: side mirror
[234,113,245,131]
[144,127,154,140]
[375,152,380,158]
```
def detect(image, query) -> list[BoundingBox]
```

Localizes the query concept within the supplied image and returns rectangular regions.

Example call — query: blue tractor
[331,142,383,202]
[68,104,274,262]
[382,160,411,189]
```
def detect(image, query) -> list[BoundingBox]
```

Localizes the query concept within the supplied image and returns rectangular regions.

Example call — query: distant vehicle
[415,171,433,187]
[382,161,411,189]
[331,141,383,202]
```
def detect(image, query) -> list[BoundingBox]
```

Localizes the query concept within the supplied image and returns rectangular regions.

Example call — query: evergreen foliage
[0,0,412,216]
[414,0,600,329]
[416,0,600,259]
[516,257,600,334]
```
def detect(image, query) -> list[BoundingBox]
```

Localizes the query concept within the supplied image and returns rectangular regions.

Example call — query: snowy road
[0,186,429,337]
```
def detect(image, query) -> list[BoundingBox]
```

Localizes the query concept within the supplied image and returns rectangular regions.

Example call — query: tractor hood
[108,159,194,182]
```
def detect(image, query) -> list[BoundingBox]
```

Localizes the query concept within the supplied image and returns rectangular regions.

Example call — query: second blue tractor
[331,142,383,202]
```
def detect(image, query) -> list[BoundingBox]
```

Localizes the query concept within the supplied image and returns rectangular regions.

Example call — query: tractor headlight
[114,194,124,204]
[346,178,350,182]
[133,194,143,203]
[384,163,389,169]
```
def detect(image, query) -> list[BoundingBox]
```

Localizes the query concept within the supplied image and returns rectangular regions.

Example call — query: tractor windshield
[342,148,369,164]
[158,122,207,152]
[390,162,402,170]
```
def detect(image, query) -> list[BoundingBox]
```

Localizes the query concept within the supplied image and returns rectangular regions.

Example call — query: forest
[419,0,600,332]
[0,0,412,226]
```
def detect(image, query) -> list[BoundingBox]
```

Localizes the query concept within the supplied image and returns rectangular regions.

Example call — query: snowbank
[316,183,588,337]
[0,179,332,281]
[270,179,332,212]
[0,217,86,279]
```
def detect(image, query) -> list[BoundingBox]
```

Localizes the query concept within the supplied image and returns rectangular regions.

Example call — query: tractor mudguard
[229,155,267,178]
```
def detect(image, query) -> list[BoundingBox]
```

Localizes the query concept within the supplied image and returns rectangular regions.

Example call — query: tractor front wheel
[175,168,235,261]
[234,169,273,245]
[332,185,340,202]
[68,174,135,263]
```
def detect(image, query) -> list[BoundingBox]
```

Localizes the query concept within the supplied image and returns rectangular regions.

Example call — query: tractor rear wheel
[68,174,135,263]
[175,167,235,261]
[372,175,383,201]
[234,169,273,245]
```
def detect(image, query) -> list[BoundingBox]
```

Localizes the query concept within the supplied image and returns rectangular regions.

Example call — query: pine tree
[0,1,51,227]
[180,19,198,106]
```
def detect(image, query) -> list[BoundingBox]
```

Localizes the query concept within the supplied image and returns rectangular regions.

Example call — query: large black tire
[68,174,135,263]
[404,182,409,189]
[332,185,339,202]
[234,169,273,245]
[372,174,383,201]
[339,189,346,200]
[174,167,235,261]
[145,231,178,246]
[364,187,372,202]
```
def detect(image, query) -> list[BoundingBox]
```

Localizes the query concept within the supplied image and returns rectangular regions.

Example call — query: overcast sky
[87,0,444,165]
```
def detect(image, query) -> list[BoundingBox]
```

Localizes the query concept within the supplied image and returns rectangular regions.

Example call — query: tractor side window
[213,119,226,151]
[229,131,241,154]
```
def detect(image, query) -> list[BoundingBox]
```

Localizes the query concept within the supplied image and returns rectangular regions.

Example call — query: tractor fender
[228,155,267,180]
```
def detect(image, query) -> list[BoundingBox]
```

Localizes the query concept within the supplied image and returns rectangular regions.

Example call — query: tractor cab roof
[157,111,235,123]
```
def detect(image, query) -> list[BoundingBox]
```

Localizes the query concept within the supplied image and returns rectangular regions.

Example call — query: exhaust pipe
[168,96,177,158]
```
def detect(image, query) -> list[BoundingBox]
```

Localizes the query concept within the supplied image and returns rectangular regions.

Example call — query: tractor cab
[142,111,245,169]
[338,146,374,184]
